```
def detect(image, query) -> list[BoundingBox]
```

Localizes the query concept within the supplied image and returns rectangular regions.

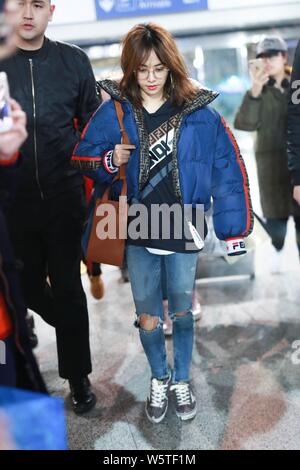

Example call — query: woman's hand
[113,144,136,167]
[0,99,27,162]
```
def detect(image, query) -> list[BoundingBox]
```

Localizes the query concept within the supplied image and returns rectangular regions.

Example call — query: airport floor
[34,219,300,450]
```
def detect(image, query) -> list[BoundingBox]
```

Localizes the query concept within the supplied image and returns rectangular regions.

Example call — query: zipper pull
[188,221,204,250]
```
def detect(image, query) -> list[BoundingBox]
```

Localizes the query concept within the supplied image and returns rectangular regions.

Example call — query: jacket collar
[99,79,219,200]
[17,36,50,61]
[99,79,219,115]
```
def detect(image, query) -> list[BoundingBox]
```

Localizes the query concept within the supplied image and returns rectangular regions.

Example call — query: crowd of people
[0,0,300,439]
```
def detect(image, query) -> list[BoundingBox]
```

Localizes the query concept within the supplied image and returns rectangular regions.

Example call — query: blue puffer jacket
[72,80,254,242]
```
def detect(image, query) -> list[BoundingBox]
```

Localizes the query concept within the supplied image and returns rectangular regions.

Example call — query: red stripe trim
[221,117,251,237]
[72,141,80,156]
[226,237,244,241]
[83,176,94,203]
[71,156,102,161]
[0,293,13,340]
[0,152,19,166]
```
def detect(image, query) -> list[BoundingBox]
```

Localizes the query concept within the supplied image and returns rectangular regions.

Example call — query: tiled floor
[34,135,300,450]
[34,232,300,450]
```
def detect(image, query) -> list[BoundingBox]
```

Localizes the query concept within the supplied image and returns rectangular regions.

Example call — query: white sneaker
[170,382,197,421]
[270,249,284,274]
[145,376,171,424]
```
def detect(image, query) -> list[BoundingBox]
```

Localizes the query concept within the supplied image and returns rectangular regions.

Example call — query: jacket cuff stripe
[103,151,118,174]
[226,237,244,241]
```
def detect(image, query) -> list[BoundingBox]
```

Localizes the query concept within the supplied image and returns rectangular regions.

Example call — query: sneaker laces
[149,378,169,408]
[170,383,192,406]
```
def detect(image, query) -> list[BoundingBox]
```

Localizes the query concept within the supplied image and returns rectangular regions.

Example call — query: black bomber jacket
[0,37,100,200]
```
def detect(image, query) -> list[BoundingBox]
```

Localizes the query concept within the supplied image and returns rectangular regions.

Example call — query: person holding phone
[234,36,300,272]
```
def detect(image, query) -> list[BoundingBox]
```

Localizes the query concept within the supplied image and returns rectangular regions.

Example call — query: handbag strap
[114,100,130,181]
[101,100,129,202]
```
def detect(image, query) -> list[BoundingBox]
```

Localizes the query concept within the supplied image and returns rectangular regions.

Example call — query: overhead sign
[209,0,300,9]
[95,0,208,19]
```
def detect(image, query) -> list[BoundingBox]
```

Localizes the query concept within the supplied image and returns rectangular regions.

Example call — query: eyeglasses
[136,66,169,79]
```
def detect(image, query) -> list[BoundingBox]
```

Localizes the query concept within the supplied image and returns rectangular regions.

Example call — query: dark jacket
[72,80,254,242]
[234,72,300,218]
[0,161,46,392]
[0,38,100,200]
[288,41,300,186]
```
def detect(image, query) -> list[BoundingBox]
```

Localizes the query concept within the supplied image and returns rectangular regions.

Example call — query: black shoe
[69,377,97,415]
[26,314,38,349]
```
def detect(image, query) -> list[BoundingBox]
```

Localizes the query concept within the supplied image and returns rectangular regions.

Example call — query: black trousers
[6,187,92,380]
[265,216,300,254]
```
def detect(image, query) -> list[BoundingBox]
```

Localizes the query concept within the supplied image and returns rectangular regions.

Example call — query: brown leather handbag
[86,100,129,267]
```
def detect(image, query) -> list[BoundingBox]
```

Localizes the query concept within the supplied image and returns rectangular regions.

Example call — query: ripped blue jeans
[126,245,198,383]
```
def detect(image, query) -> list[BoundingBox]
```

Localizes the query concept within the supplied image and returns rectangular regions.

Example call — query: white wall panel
[209,0,300,10]
[51,0,96,25]
[48,1,300,43]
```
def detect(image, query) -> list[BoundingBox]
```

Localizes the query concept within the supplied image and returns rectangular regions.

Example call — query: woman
[235,36,300,272]
[72,23,253,423]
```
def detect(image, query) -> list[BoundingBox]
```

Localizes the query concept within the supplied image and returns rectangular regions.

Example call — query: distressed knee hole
[139,314,160,331]
[174,310,190,318]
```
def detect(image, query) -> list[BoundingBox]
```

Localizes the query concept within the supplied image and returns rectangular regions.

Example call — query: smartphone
[249,58,265,73]
[0,71,13,133]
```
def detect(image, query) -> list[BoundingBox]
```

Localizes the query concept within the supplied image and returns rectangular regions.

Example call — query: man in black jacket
[0,0,101,414]
[288,41,300,207]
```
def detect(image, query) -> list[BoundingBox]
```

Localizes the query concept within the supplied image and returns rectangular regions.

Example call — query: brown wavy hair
[120,23,197,108]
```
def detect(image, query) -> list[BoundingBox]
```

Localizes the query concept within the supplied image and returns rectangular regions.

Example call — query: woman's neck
[142,93,166,113]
